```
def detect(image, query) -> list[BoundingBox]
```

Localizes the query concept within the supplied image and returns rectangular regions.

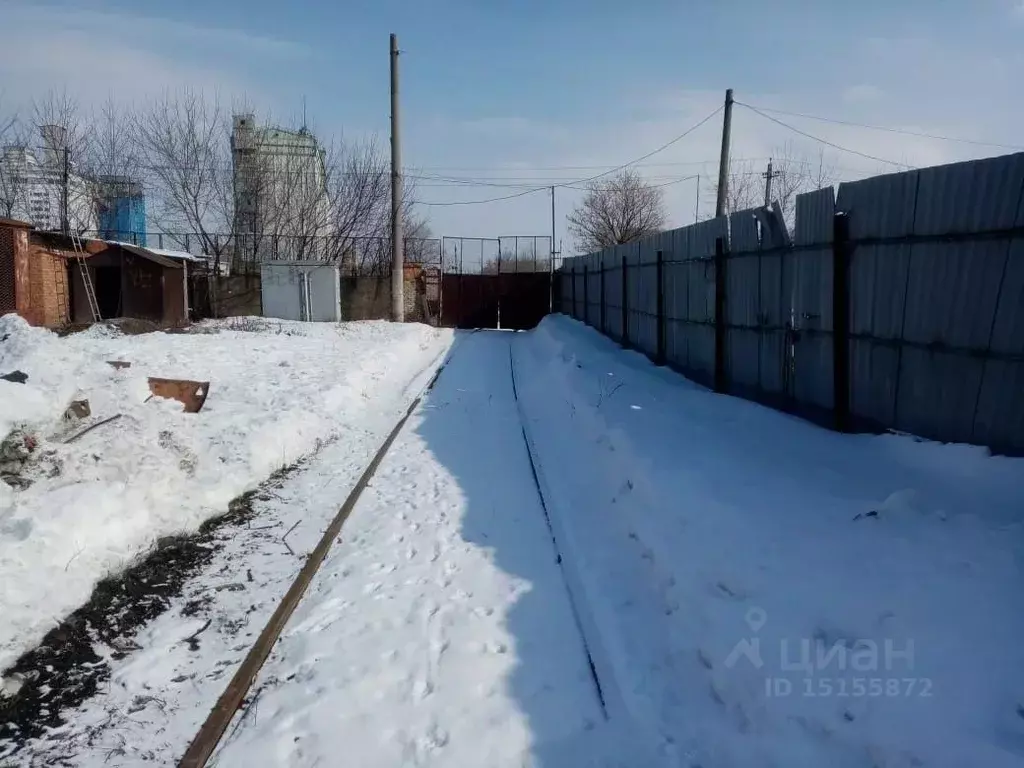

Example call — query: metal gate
[440,236,553,330]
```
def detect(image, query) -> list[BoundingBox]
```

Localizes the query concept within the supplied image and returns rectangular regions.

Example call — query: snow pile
[0,315,452,672]
[514,315,1024,768]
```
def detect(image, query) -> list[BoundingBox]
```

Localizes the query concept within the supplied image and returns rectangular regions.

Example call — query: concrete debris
[63,400,91,421]
[0,430,36,466]
[0,430,38,489]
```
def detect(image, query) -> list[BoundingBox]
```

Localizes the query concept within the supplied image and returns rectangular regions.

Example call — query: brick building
[0,220,190,328]
[0,219,101,327]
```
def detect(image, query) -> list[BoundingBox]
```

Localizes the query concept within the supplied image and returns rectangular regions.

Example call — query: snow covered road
[214,331,614,767]
[5,316,1021,767]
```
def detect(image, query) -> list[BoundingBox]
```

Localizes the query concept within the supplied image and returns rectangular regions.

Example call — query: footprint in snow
[411,678,434,700]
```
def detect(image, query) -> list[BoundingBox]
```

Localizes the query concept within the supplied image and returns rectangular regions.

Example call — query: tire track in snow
[507,339,609,721]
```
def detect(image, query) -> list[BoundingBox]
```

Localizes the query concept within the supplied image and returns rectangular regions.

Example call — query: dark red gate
[439,235,554,330]
[441,272,551,330]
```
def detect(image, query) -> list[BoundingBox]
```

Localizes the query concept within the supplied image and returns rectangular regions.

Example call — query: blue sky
[2,0,1022,249]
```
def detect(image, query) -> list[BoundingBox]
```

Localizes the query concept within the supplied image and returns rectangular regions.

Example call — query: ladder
[70,231,102,322]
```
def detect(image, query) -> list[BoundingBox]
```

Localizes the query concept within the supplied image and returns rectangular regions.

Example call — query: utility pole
[763,158,780,208]
[694,173,700,223]
[389,32,404,322]
[550,186,556,260]
[714,88,734,218]
[549,185,556,310]
[61,147,70,235]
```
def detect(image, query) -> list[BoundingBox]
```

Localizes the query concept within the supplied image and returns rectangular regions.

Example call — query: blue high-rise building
[98,177,146,246]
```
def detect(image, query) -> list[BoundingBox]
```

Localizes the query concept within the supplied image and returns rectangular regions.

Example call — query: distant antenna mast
[301,96,307,132]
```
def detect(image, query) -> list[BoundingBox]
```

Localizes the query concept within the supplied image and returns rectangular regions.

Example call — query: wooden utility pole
[550,186,556,258]
[390,33,404,321]
[763,158,780,208]
[694,173,700,223]
[715,89,734,218]
[549,185,556,310]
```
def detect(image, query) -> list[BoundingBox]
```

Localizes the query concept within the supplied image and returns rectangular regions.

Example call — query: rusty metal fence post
[714,236,727,393]
[583,263,589,327]
[600,255,606,334]
[656,249,665,365]
[571,261,577,318]
[832,213,851,432]
[621,253,629,348]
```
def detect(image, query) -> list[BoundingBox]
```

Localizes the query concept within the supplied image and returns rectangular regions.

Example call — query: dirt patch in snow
[57,318,185,338]
[0,460,305,752]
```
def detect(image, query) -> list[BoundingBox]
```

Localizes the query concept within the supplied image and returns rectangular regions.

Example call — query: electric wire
[735,102,1024,151]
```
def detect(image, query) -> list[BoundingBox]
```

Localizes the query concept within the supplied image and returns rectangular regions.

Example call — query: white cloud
[841,84,883,104]
[0,3,310,110]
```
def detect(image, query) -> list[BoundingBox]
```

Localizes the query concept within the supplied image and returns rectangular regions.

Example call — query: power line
[408,158,728,173]
[415,170,710,184]
[568,106,723,186]
[735,102,1024,151]
[415,173,544,189]
[421,173,702,206]
[420,107,723,206]
[420,185,550,207]
[738,103,914,169]
[561,174,699,192]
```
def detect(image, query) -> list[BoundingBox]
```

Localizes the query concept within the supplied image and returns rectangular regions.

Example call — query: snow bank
[514,315,1024,768]
[0,315,452,672]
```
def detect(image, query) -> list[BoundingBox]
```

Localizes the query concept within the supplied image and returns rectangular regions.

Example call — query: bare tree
[86,97,139,184]
[134,91,429,278]
[32,90,91,161]
[482,241,550,274]
[805,147,838,194]
[234,126,406,272]
[404,218,437,264]
[31,89,97,232]
[0,120,32,220]
[705,144,839,227]
[704,159,763,216]
[567,170,666,253]
[0,96,15,144]
[326,136,421,274]
[133,89,235,264]
[81,96,146,241]
[762,144,838,227]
